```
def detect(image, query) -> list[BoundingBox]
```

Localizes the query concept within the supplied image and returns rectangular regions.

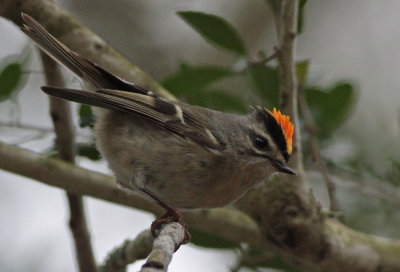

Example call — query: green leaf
[247,65,279,108]
[305,82,356,136]
[247,60,309,109]
[78,104,95,128]
[187,89,247,113]
[162,65,233,95]
[177,11,246,55]
[296,59,309,84]
[0,47,32,103]
[0,63,23,102]
[298,0,308,33]
[189,228,238,249]
[77,143,101,161]
[264,0,307,33]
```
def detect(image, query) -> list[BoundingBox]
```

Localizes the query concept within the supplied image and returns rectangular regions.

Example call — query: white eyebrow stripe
[205,128,219,145]
[174,105,185,124]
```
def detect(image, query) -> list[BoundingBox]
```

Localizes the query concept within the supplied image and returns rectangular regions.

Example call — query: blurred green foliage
[162,64,247,112]
[298,0,308,33]
[0,63,22,102]
[177,11,246,55]
[77,143,101,161]
[264,0,308,33]
[0,45,31,102]
[305,82,355,138]
[170,11,358,270]
[189,228,239,249]
[162,64,233,95]
[242,247,301,272]
[172,9,356,144]
[389,160,400,186]
[187,89,248,112]
[77,105,99,161]
[78,104,95,128]
[247,64,279,108]
[296,59,310,84]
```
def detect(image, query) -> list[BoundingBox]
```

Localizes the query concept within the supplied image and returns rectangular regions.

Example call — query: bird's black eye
[253,136,269,150]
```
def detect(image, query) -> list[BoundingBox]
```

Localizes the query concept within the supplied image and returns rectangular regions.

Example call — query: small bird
[20,13,295,243]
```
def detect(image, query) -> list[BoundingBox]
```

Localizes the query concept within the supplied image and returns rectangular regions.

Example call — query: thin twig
[308,170,400,208]
[99,230,154,272]
[41,52,97,272]
[140,223,185,272]
[0,121,95,142]
[298,86,340,213]
[276,0,304,172]
[0,121,54,132]
[0,121,52,145]
[251,49,279,66]
[233,50,278,75]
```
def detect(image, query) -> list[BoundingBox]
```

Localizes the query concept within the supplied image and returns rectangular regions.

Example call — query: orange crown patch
[272,108,294,154]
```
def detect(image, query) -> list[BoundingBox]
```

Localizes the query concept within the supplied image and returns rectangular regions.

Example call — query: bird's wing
[41,86,222,150]
[22,13,222,151]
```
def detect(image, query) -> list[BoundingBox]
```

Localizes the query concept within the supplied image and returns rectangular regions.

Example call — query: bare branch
[99,230,154,272]
[40,53,75,161]
[277,0,303,172]
[41,52,97,272]
[0,142,261,245]
[0,121,54,133]
[140,223,185,272]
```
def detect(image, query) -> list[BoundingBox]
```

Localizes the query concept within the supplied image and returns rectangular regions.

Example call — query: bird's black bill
[274,161,297,175]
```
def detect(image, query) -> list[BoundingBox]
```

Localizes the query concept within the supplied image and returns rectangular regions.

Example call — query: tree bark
[41,52,97,272]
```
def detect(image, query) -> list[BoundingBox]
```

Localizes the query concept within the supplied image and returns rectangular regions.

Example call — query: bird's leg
[141,187,191,245]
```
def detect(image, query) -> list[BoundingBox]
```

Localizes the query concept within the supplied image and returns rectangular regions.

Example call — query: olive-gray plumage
[21,13,295,210]
[95,105,283,208]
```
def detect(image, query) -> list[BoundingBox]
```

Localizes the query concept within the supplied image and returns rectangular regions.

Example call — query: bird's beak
[274,161,297,175]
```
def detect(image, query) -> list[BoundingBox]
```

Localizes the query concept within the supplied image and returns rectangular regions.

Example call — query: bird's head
[240,107,296,176]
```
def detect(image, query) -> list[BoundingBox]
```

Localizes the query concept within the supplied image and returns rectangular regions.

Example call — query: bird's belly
[146,164,259,209]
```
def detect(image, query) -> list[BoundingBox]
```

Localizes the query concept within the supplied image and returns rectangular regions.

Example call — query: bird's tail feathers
[21,13,153,95]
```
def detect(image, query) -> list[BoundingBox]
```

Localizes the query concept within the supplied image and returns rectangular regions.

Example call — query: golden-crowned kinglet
[21,13,295,243]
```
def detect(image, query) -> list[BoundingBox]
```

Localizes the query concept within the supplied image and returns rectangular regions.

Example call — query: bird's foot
[151,207,191,246]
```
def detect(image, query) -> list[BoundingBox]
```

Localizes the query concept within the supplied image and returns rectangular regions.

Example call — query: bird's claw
[151,208,191,248]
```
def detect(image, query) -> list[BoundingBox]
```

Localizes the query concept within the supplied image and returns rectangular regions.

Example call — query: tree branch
[236,0,396,271]
[99,230,154,272]
[41,52,97,272]
[277,0,302,172]
[1,142,400,271]
[0,142,261,246]
[140,223,185,272]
